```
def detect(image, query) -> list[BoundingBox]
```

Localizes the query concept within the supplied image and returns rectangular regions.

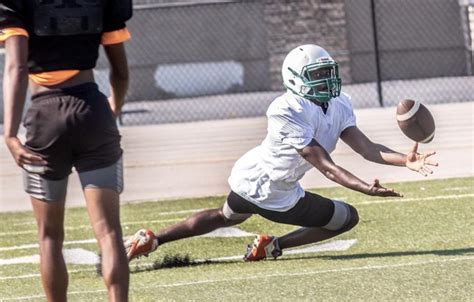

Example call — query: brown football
[396,99,435,143]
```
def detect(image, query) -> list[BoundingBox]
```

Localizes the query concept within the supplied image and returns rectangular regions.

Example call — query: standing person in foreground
[1,1,133,300]
[125,44,438,262]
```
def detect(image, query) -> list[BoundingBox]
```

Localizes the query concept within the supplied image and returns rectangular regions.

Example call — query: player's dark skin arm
[104,42,129,117]
[3,36,46,168]
[298,139,401,197]
[341,126,406,165]
[340,126,438,176]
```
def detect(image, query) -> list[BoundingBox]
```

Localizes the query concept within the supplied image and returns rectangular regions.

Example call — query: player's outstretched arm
[340,126,438,176]
[340,126,406,165]
[298,140,402,197]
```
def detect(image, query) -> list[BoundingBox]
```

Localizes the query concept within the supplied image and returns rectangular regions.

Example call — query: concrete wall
[346,0,471,82]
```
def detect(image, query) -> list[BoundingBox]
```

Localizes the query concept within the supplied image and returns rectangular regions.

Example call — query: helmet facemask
[287,60,341,103]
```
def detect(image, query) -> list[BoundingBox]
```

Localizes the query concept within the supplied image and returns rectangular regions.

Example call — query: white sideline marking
[356,193,474,206]
[0,254,38,265]
[0,218,182,237]
[4,256,473,300]
[0,239,96,252]
[199,227,254,238]
[0,268,97,281]
[0,249,98,266]
[442,186,472,191]
[0,273,40,281]
[0,243,38,252]
[286,239,357,255]
[62,248,99,265]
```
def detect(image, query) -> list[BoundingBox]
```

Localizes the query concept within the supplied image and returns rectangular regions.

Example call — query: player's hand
[5,137,47,172]
[366,179,402,197]
[405,142,438,176]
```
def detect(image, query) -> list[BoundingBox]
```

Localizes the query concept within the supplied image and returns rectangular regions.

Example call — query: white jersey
[228,91,356,211]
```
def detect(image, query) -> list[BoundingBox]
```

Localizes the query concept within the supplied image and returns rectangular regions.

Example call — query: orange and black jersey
[0,0,132,74]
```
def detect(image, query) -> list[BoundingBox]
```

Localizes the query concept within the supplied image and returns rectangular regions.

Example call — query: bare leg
[31,197,68,302]
[157,208,246,244]
[278,206,359,250]
[84,188,129,302]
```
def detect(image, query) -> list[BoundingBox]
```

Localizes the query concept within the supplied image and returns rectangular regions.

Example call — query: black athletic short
[226,190,335,228]
[23,83,122,180]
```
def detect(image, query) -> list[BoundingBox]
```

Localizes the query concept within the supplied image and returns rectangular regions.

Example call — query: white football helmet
[282,44,341,103]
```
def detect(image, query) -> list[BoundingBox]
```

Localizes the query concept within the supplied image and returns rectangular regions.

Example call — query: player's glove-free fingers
[421,166,433,174]
[423,153,438,167]
[368,179,402,197]
[375,187,402,197]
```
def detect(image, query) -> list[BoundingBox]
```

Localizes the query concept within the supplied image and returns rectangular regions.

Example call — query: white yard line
[0,218,183,237]
[0,268,97,281]
[442,186,472,191]
[0,248,99,266]
[356,193,474,205]
[0,273,41,281]
[3,256,473,300]
[0,239,97,252]
[11,208,206,227]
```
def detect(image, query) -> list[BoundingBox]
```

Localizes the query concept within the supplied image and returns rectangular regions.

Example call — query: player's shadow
[317,247,474,261]
[128,254,241,274]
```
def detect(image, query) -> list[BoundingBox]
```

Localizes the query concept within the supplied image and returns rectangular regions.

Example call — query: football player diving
[125,44,438,262]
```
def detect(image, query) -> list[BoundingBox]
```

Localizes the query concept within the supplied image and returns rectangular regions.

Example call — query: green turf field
[0,177,473,301]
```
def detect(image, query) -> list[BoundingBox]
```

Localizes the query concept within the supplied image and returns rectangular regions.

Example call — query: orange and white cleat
[124,229,158,261]
[244,234,282,261]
